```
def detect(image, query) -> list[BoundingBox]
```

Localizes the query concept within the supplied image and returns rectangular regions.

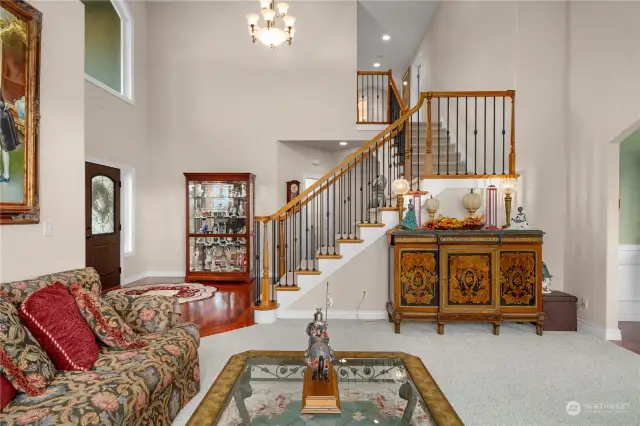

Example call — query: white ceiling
[357,1,440,72]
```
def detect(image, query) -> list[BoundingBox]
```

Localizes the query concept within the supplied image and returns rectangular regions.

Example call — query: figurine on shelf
[238,201,245,217]
[399,199,418,230]
[304,283,335,382]
[216,185,224,198]
[201,221,209,233]
[542,262,552,294]
[226,201,234,216]
[368,174,387,208]
[507,207,530,230]
[237,247,246,270]
[204,248,213,270]
[196,184,205,197]
[224,247,232,270]
[193,250,201,272]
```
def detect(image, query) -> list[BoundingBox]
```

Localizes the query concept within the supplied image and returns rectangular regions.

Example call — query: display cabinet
[184,173,255,282]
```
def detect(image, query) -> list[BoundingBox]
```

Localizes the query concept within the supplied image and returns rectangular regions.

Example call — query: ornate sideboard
[386,229,544,335]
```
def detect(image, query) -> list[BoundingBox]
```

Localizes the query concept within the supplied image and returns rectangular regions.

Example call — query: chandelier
[245,1,296,49]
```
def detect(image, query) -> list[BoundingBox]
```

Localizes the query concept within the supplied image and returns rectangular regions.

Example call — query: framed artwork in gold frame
[0,0,41,224]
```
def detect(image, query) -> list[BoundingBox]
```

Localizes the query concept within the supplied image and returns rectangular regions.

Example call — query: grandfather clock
[286,180,300,203]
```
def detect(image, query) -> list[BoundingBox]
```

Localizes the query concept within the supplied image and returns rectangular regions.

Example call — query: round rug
[113,283,216,304]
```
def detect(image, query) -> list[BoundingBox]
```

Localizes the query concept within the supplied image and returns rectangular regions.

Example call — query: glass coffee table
[187,351,463,426]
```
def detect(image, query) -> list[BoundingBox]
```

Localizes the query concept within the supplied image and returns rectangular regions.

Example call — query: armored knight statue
[304,283,335,382]
[368,174,387,208]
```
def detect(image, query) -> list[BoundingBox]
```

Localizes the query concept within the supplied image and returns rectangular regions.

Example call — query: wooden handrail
[258,89,516,222]
[263,93,429,221]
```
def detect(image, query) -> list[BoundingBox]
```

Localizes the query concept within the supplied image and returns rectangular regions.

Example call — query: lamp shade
[283,14,296,27]
[426,196,440,213]
[262,8,276,21]
[502,177,516,194]
[259,0,271,9]
[391,176,410,195]
[277,2,290,15]
[257,27,287,47]
[245,13,259,26]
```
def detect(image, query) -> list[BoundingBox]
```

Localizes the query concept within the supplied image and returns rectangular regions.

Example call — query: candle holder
[485,185,498,230]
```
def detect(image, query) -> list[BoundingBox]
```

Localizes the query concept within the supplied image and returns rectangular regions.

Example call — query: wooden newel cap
[253,216,271,222]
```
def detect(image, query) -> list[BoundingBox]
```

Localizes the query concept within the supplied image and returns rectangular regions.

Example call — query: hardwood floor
[614,321,640,355]
[118,277,255,337]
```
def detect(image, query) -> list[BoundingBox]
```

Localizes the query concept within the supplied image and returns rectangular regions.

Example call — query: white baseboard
[279,309,387,320]
[122,270,184,285]
[577,318,622,341]
[618,245,640,265]
[618,300,640,322]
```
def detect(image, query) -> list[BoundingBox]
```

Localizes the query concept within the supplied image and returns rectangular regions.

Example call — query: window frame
[83,0,134,105]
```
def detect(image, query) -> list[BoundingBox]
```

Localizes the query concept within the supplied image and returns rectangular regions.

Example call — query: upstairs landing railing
[254,86,517,311]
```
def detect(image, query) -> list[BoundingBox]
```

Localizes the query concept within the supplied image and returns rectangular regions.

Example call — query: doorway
[402,66,411,108]
[85,162,121,291]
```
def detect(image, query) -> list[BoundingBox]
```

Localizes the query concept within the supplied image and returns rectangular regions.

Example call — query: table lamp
[391,176,410,224]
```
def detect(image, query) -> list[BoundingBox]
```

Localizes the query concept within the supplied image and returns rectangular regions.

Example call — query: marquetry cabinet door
[498,249,539,310]
[397,248,439,310]
[439,247,499,313]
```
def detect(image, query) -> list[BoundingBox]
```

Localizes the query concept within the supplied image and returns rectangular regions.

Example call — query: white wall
[410,0,640,334]
[0,0,85,282]
[145,1,367,274]
[409,0,568,299]
[84,0,149,281]
[290,234,389,314]
[566,1,640,333]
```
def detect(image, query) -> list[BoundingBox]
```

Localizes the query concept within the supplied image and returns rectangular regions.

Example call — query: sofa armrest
[103,293,179,334]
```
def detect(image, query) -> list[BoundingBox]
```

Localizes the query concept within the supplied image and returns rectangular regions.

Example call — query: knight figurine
[305,308,334,382]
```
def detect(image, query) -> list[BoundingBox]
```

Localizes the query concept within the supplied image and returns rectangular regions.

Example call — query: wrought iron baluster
[484,97,487,175]
[493,96,496,175]
[332,174,336,254]
[437,98,441,175]
[474,97,478,175]
[456,97,459,175]
[305,197,309,270]
[502,96,506,174]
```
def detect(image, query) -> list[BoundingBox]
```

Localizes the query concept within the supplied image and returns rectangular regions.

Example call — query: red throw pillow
[19,282,99,371]
[0,374,16,410]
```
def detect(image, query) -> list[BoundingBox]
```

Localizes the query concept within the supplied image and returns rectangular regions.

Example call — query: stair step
[275,285,300,291]
[317,254,342,259]
[357,222,385,227]
[296,270,322,276]
[336,238,364,243]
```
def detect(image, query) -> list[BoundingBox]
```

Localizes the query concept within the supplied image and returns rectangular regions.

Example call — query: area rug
[113,283,216,304]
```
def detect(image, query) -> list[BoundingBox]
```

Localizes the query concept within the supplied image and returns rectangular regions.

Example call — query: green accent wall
[619,131,640,244]
[82,0,121,93]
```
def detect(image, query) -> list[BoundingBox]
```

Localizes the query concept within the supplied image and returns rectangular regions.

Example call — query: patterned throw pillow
[68,283,146,350]
[19,283,99,371]
[0,296,56,396]
[0,374,16,410]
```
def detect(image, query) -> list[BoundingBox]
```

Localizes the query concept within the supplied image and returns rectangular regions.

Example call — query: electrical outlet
[361,289,367,299]
[581,297,588,310]
[43,220,53,237]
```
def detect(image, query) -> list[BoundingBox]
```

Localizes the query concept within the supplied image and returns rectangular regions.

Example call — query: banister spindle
[509,91,516,175]
[426,95,433,176]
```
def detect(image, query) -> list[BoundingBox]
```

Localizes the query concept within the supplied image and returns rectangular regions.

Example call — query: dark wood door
[85,162,121,291]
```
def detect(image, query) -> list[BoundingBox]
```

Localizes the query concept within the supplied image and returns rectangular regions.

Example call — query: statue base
[301,366,341,414]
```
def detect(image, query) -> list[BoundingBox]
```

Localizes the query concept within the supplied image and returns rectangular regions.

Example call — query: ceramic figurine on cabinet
[542,262,552,294]
[304,283,335,382]
[193,250,201,272]
[399,199,418,230]
[507,207,530,230]
[238,201,245,217]
[204,248,213,270]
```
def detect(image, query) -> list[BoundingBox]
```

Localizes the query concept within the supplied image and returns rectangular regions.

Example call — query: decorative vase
[426,196,439,221]
[485,185,498,229]
[462,189,482,218]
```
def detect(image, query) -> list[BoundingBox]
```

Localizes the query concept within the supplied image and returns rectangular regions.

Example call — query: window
[121,168,135,257]
[82,0,133,102]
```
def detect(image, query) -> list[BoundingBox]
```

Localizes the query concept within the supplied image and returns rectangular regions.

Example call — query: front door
[85,162,121,291]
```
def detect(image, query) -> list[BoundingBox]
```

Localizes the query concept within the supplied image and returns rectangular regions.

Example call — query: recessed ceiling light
[373,62,381,68]
[382,34,391,41]
[339,141,348,146]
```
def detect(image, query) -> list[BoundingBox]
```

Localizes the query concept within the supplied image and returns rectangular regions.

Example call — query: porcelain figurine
[542,261,552,294]
[507,207,530,230]
[193,250,201,271]
[400,199,418,230]
[204,248,213,270]
[238,202,245,217]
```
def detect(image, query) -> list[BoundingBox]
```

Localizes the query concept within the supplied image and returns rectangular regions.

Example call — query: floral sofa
[0,268,200,426]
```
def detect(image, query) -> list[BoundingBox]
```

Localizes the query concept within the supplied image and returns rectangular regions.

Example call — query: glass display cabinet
[184,173,255,283]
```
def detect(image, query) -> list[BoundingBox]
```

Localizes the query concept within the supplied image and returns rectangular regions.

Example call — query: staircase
[253,73,516,323]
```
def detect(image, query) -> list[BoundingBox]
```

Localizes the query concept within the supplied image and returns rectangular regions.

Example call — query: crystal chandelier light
[246,1,296,49]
